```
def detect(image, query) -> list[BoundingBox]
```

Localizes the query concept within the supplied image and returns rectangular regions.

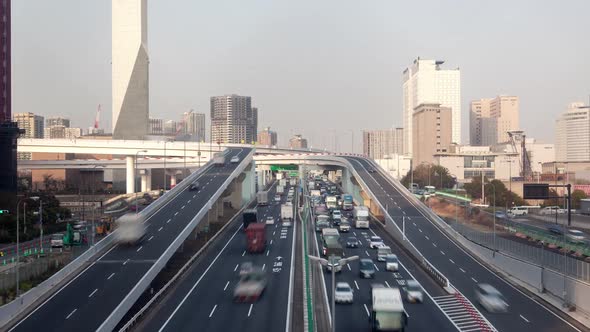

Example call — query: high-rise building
[44,125,66,139]
[65,127,82,139]
[164,120,177,135]
[555,102,590,162]
[289,134,308,149]
[149,118,164,135]
[402,58,461,155]
[112,0,149,140]
[185,112,206,141]
[412,103,452,165]
[362,128,404,160]
[0,0,10,124]
[46,117,71,128]
[14,113,44,139]
[470,96,519,146]
[210,95,258,144]
[258,127,278,147]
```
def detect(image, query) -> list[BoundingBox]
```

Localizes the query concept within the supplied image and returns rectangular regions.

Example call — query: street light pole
[163,140,167,190]
[491,182,497,257]
[91,165,105,246]
[15,199,24,297]
[135,150,148,214]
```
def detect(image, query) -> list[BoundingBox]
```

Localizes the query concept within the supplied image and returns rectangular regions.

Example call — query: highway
[140,182,296,332]
[345,156,584,332]
[8,148,250,332]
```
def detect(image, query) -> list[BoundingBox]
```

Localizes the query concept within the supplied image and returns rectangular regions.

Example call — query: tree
[572,190,588,209]
[401,163,456,189]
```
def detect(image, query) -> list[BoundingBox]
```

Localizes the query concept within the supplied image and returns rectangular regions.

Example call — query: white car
[385,254,399,271]
[540,206,565,215]
[50,233,64,248]
[475,284,508,313]
[406,280,424,303]
[274,195,281,203]
[566,229,586,244]
[369,236,384,249]
[265,216,274,225]
[334,282,353,304]
[230,156,240,163]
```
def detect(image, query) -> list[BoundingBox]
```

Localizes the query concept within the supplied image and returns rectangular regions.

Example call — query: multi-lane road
[140,182,296,332]
[8,148,250,332]
[345,156,584,332]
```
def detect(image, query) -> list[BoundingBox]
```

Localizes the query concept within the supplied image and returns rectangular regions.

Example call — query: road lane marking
[440,250,446,255]
[137,246,143,252]
[425,235,429,240]
[365,250,370,256]
[418,228,423,233]
[384,281,391,288]
[88,289,98,298]
[224,281,230,291]
[449,259,455,264]
[148,236,154,241]
[188,199,191,203]
[209,304,218,318]
[347,264,351,271]
[270,240,273,245]
[471,277,478,283]
[234,264,239,272]
[107,273,115,280]
[374,264,380,271]
[459,268,466,273]
[174,212,178,216]
[248,304,253,317]
[363,304,370,317]
[354,280,360,290]
[262,263,266,271]
[273,231,276,236]
[520,314,530,323]
[266,250,270,256]
[412,222,416,226]
[193,194,196,198]
[166,219,171,224]
[433,243,437,247]
[158,226,163,232]
[123,259,130,265]
[65,309,77,320]
[242,251,246,257]
[181,205,185,210]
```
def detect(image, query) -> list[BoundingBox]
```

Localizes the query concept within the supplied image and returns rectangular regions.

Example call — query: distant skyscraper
[362,128,404,159]
[555,102,590,162]
[258,127,278,147]
[112,0,149,139]
[0,0,11,123]
[149,118,164,135]
[412,103,452,165]
[402,58,461,155]
[164,120,177,135]
[46,117,71,128]
[14,113,44,139]
[210,95,258,144]
[289,134,308,149]
[185,112,206,141]
[470,96,519,146]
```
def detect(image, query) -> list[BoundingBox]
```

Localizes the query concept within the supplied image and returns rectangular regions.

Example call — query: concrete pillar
[126,156,135,194]
[141,172,148,192]
[146,169,152,191]
[170,174,177,187]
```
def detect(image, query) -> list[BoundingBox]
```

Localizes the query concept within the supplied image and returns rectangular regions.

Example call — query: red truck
[246,223,266,253]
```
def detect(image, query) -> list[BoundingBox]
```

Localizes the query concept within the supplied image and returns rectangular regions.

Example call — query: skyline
[11,0,590,150]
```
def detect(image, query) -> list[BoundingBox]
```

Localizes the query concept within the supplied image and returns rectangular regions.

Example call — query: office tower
[402,58,461,155]
[65,127,82,139]
[470,96,519,146]
[185,112,206,141]
[289,134,308,149]
[210,95,258,144]
[555,102,590,162]
[44,126,66,139]
[362,128,404,159]
[112,0,149,139]
[258,127,278,146]
[14,113,44,139]
[149,118,164,135]
[0,0,10,124]
[164,120,177,135]
[46,117,71,128]
[412,103,452,165]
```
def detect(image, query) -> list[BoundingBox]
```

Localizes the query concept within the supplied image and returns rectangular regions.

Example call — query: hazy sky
[12,0,590,151]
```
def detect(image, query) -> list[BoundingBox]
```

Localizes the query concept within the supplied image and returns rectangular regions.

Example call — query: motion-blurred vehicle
[566,229,586,244]
[274,195,281,203]
[230,156,240,163]
[540,206,565,215]
[369,236,384,249]
[335,282,354,304]
[405,280,423,303]
[339,221,351,233]
[50,233,64,248]
[370,287,408,331]
[115,214,146,245]
[367,168,376,173]
[189,182,200,191]
[385,254,399,272]
[475,284,508,313]
[239,262,254,277]
[346,236,360,248]
[234,268,266,303]
[494,211,508,219]
[377,246,392,262]
[359,258,376,278]
[548,224,564,235]
[265,216,275,225]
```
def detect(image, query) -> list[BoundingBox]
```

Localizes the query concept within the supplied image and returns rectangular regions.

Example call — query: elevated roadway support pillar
[126,156,135,194]
[170,173,177,188]
[140,169,152,192]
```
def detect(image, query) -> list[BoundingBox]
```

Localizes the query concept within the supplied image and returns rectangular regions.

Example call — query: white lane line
[224,281,230,291]
[234,264,239,272]
[402,211,406,215]
[248,304,254,317]
[384,281,391,288]
[262,263,266,271]
[412,222,416,226]
[266,250,270,256]
[471,277,478,283]
[354,280,360,290]
[242,251,246,257]
[193,194,196,198]
[374,264,380,271]
[270,240,273,245]
[107,273,115,280]
[459,268,466,273]
[174,212,178,216]
[425,235,429,240]
[188,199,191,203]
[209,304,218,318]
[88,289,98,298]
[158,226,163,232]
[433,243,437,247]
[365,250,370,256]
[347,264,351,271]
[418,228,423,233]
[137,246,143,253]
[65,308,77,320]
[166,219,171,224]
[440,250,446,255]
[363,304,370,317]
[520,314,530,323]
[181,205,185,210]
[123,259,130,265]
[148,236,154,241]
[273,231,276,236]
[449,259,455,264]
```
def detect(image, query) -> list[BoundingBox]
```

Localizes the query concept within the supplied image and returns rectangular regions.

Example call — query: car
[265,216,274,225]
[274,195,281,203]
[332,218,341,226]
[369,236,384,249]
[494,211,508,219]
[346,236,360,248]
[405,280,424,303]
[234,268,267,303]
[73,221,87,230]
[566,229,586,244]
[315,220,330,232]
[368,168,376,173]
[548,224,564,235]
[332,210,342,220]
[359,258,376,278]
[540,206,565,215]
[189,182,200,191]
[282,220,292,227]
[385,254,399,271]
[377,246,392,262]
[339,221,351,233]
[230,156,240,163]
[475,284,508,313]
[50,233,64,248]
[239,262,254,277]
[334,282,354,304]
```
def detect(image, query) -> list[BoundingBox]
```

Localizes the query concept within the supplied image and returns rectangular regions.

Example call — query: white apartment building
[402,58,461,155]
[555,102,590,162]
[362,128,403,160]
[470,96,519,146]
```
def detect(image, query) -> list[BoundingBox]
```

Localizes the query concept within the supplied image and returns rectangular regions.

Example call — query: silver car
[475,284,508,313]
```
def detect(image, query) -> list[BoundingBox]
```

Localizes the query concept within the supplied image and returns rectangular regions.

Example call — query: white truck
[213,153,226,166]
[280,179,287,187]
[354,206,370,229]
[281,203,294,221]
[276,185,284,195]
[326,195,338,210]
[257,191,269,206]
[115,214,146,245]
[370,287,408,331]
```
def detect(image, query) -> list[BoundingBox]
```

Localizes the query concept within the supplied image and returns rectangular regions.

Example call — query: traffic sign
[0,210,9,215]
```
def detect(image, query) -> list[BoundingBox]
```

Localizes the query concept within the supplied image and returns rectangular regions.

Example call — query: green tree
[401,163,456,189]
[572,190,588,209]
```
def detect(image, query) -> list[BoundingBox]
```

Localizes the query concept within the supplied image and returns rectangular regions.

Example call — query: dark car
[367,168,376,173]
[189,182,200,191]
[494,211,508,219]
[359,258,376,278]
[346,236,360,248]
[548,224,564,235]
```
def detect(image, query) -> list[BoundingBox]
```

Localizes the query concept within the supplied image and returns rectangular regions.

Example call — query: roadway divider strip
[299,187,315,332]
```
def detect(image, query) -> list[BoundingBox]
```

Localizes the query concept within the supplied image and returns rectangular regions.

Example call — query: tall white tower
[112,0,149,139]
[402,58,461,155]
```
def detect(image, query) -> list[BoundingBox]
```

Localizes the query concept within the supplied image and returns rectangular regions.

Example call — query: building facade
[289,134,308,149]
[402,58,461,155]
[555,102,590,162]
[163,120,177,136]
[112,0,149,140]
[412,103,452,165]
[258,126,278,147]
[46,117,71,128]
[362,128,404,159]
[149,118,164,135]
[14,113,44,139]
[470,96,519,146]
[210,95,258,144]
[185,112,206,141]
[0,0,10,123]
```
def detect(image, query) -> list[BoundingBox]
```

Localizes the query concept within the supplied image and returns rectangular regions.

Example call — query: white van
[509,206,528,216]
[540,206,565,215]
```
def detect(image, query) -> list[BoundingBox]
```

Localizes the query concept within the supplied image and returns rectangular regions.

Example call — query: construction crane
[93,104,102,130]
[507,130,532,180]
[175,109,193,138]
